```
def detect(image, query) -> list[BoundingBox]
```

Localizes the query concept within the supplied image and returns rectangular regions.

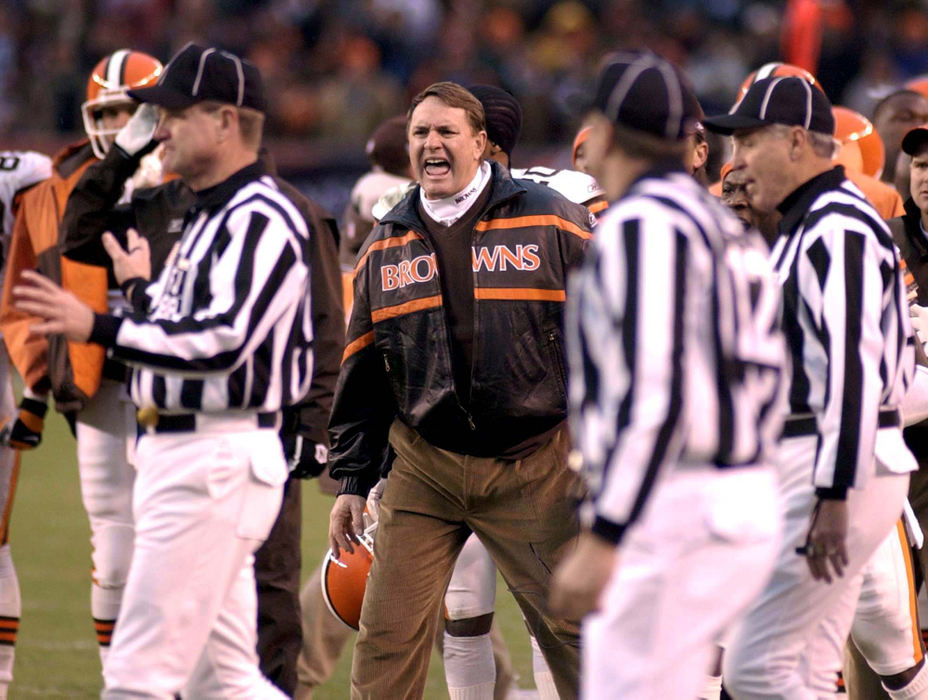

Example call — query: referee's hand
[103,228,151,287]
[548,530,616,620]
[802,499,849,584]
[329,494,367,559]
[13,270,93,342]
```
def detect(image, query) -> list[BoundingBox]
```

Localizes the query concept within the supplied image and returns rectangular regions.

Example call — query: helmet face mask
[82,49,163,159]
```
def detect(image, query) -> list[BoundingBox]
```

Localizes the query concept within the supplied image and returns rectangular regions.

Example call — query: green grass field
[8,411,535,698]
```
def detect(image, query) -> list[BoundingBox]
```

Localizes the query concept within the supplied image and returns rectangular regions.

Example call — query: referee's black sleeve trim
[815,486,849,500]
[88,314,123,347]
[591,515,627,545]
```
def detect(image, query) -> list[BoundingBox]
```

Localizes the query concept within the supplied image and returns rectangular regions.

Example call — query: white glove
[911,304,928,342]
[363,478,386,528]
[115,103,159,157]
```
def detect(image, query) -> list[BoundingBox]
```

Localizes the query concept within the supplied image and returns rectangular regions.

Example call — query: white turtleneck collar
[419,161,491,227]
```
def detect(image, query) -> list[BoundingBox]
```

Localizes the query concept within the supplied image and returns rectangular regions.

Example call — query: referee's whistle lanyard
[795,499,822,558]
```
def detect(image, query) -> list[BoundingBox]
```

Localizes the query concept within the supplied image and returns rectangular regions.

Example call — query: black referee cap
[590,51,700,141]
[128,42,266,113]
[902,123,928,156]
[703,76,834,136]
[469,85,523,159]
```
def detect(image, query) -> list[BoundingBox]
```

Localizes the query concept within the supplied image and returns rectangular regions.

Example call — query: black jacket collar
[379,160,525,232]
[900,196,928,258]
[192,160,266,213]
[777,165,846,237]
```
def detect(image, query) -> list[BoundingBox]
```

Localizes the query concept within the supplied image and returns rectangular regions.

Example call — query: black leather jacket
[889,198,928,459]
[329,161,594,496]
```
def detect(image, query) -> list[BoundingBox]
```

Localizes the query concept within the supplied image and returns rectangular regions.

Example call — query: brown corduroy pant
[350,419,584,699]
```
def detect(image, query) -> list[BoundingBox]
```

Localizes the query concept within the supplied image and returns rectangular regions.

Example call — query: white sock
[699,674,722,700]
[886,661,928,699]
[0,544,19,694]
[444,631,495,700]
[91,583,123,667]
[530,635,559,700]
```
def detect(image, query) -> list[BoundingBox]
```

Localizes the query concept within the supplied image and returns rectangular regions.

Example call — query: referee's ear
[214,104,238,144]
[786,125,807,160]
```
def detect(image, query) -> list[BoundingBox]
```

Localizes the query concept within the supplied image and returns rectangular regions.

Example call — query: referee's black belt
[781,408,901,439]
[136,410,280,434]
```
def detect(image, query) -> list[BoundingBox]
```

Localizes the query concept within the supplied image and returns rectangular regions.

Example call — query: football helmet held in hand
[321,521,376,630]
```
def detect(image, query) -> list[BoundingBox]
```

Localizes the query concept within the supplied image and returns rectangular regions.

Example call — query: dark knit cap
[469,84,523,159]
[366,115,409,177]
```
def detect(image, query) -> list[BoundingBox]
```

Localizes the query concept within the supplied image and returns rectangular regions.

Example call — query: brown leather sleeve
[302,204,346,444]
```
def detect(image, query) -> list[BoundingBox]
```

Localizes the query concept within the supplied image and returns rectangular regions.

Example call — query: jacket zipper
[397,223,477,431]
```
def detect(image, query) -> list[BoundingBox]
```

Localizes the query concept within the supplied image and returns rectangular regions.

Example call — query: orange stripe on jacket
[475,215,592,240]
[897,520,924,664]
[588,199,609,215]
[354,231,424,273]
[371,295,442,324]
[341,331,374,364]
[474,288,566,302]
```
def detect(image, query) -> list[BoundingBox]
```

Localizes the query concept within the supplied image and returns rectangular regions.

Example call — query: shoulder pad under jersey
[511,166,605,206]
[372,181,416,222]
[0,151,53,236]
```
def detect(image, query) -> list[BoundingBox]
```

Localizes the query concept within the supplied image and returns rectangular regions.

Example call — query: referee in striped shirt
[705,76,919,698]
[548,51,786,699]
[14,44,306,698]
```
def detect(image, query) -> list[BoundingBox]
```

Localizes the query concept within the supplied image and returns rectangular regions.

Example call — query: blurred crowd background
[1,0,926,209]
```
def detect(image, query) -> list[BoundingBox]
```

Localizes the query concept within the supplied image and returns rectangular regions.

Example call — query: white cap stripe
[192,48,216,97]
[800,79,812,129]
[220,51,245,106]
[658,60,683,139]
[758,76,786,120]
[603,57,651,126]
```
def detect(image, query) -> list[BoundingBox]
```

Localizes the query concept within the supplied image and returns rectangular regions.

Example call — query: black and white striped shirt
[771,166,915,496]
[90,162,313,414]
[568,167,785,544]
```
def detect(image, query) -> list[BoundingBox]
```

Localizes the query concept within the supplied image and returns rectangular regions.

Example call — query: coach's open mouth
[424,158,450,176]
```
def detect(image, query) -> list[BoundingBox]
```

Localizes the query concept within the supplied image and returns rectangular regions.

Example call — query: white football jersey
[0,151,52,262]
[511,166,605,206]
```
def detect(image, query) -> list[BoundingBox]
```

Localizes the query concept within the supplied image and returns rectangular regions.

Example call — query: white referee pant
[724,430,912,699]
[583,465,780,700]
[102,414,288,700]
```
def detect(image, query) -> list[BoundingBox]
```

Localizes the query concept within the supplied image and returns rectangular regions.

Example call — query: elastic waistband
[137,409,280,435]
[781,408,900,439]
